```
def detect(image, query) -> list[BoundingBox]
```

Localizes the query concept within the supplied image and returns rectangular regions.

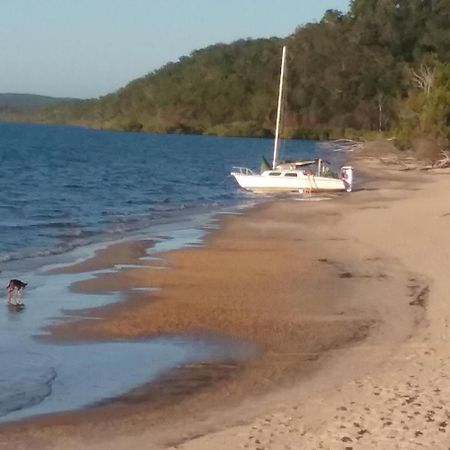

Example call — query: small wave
[0,352,57,417]
[62,184,85,189]
[0,240,90,265]
[0,254,13,263]
[0,221,80,231]
[0,368,56,417]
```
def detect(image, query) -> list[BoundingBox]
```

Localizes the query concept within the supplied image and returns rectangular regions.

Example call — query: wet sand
[1,152,446,449]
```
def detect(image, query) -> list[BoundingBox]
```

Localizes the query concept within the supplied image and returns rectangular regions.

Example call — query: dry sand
[1,153,450,449]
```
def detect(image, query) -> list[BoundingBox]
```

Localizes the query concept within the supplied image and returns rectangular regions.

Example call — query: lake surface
[0,123,343,422]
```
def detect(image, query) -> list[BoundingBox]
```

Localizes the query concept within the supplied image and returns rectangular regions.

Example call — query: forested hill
[0,93,76,113]
[12,0,450,147]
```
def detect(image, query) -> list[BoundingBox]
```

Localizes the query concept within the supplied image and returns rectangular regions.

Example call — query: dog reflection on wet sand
[6,279,27,306]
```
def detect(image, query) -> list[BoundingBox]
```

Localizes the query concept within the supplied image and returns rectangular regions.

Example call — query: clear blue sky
[0,0,350,99]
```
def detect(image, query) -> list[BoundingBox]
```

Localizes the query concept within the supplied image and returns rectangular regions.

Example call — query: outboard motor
[340,166,353,192]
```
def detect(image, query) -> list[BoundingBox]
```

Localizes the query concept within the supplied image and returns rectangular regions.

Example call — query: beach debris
[339,272,353,279]
[408,284,430,308]
[433,150,450,169]
[421,150,450,170]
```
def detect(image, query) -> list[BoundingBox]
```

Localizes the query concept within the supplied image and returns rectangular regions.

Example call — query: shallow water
[0,215,262,423]
[0,337,256,422]
[0,123,345,422]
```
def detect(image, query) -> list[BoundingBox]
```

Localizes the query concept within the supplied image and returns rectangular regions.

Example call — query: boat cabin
[272,158,336,178]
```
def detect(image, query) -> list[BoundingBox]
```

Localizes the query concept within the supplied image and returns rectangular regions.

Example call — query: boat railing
[231,167,256,175]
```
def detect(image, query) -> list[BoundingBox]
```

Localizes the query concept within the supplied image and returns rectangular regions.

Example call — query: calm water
[0,122,339,422]
[0,122,338,266]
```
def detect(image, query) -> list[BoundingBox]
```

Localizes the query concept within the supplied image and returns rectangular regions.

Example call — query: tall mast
[272,45,287,170]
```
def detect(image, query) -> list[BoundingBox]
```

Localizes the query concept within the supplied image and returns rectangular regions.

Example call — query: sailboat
[230,46,353,193]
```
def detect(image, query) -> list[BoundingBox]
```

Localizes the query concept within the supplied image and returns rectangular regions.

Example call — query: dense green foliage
[36,39,284,136]
[397,64,450,147]
[9,0,450,149]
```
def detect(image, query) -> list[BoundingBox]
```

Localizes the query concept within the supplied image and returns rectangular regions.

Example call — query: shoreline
[2,153,448,449]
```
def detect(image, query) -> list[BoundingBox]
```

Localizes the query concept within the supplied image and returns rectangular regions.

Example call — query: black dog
[6,279,27,305]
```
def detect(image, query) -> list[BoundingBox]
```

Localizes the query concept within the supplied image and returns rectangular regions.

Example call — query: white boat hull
[231,172,348,193]
[229,46,354,195]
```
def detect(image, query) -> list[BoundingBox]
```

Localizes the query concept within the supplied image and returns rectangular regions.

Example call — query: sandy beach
[1,150,450,450]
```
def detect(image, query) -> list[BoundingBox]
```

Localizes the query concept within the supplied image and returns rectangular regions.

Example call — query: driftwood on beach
[352,139,450,172]
[428,150,450,169]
